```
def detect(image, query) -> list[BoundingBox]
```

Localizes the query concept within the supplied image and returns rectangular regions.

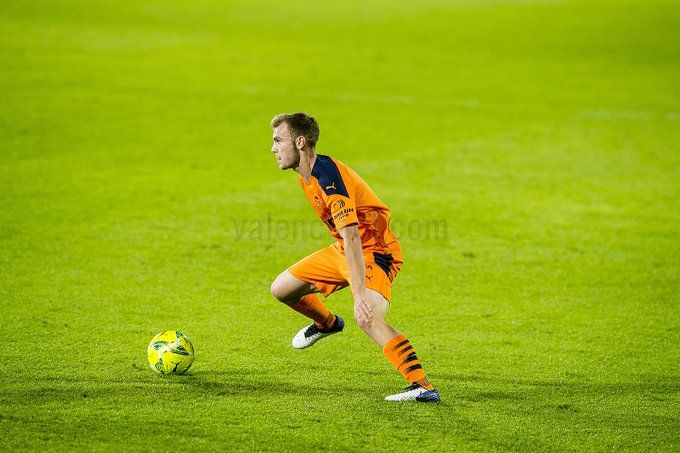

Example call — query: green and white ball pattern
[147,330,194,375]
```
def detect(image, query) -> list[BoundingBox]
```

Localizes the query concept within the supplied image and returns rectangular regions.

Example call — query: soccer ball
[147,330,194,375]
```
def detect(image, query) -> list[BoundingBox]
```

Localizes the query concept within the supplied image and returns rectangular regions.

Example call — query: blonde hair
[270,112,320,149]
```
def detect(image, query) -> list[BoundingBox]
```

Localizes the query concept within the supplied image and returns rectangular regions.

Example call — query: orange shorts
[288,242,403,302]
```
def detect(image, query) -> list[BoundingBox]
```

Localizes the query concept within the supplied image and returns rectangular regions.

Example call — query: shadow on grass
[0,369,363,405]
[6,370,678,422]
[3,371,677,451]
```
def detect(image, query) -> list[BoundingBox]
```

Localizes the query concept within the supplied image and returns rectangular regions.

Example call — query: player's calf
[271,272,342,347]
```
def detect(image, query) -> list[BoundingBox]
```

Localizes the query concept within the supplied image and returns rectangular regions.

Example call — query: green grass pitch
[1,0,679,450]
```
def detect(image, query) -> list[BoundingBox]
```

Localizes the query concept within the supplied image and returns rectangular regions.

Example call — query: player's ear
[295,135,306,150]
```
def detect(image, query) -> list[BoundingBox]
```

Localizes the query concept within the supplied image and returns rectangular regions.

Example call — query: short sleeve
[314,157,358,230]
[327,192,358,229]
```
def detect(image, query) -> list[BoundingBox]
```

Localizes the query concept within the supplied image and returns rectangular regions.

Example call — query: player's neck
[295,150,317,183]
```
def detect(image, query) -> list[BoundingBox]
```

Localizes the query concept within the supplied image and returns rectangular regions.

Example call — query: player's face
[272,123,300,170]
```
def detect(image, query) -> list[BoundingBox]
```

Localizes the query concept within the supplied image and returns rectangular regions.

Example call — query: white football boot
[385,383,441,402]
[292,315,345,349]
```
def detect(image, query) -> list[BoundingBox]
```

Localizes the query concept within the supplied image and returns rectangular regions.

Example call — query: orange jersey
[298,154,399,253]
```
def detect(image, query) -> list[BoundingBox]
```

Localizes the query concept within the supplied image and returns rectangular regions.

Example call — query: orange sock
[288,294,336,330]
[382,334,434,390]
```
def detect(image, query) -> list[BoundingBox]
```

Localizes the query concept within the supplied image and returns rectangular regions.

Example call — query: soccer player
[269,113,440,402]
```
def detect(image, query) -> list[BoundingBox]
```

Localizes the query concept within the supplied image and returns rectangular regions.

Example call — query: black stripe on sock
[405,364,423,374]
[397,345,413,356]
[392,339,409,351]
[399,353,419,369]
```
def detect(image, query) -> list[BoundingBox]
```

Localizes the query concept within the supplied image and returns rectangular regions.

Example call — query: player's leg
[270,269,319,304]
[358,288,440,403]
[271,269,336,327]
[271,270,344,349]
[271,247,348,349]
[353,288,399,346]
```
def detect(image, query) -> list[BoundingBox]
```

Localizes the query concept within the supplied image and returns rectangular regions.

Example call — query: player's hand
[354,293,373,327]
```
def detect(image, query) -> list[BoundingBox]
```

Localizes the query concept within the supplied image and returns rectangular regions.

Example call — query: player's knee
[357,320,373,334]
[354,314,381,333]
[270,278,288,303]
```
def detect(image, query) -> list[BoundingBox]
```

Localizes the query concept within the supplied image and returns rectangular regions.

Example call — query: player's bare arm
[337,224,372,326]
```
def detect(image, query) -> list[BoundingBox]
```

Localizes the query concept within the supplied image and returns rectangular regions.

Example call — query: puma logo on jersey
[325,183,336,191]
